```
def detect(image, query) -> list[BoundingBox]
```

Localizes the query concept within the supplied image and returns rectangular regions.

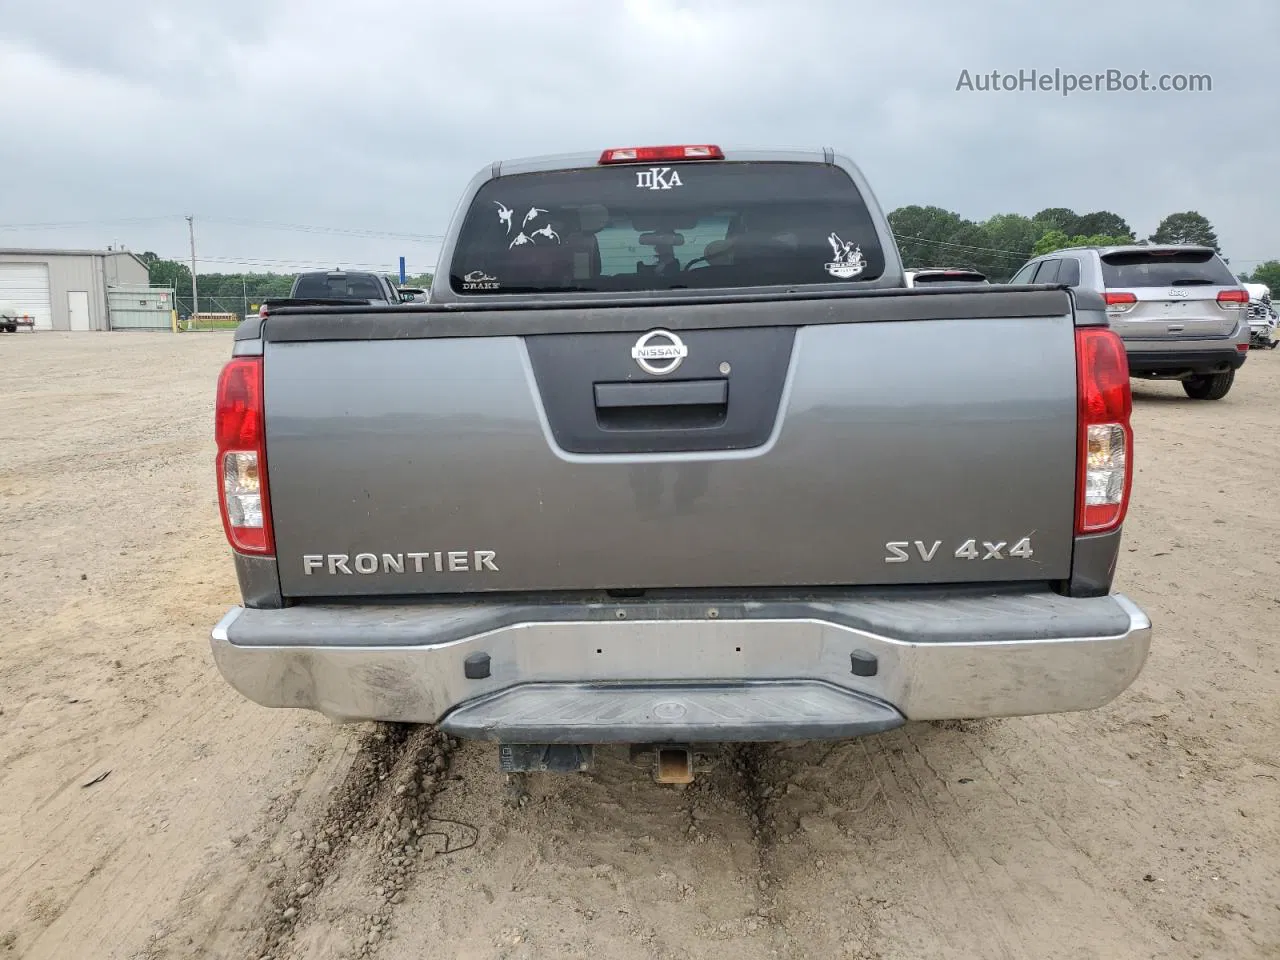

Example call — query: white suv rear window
[1101,250,1236,287]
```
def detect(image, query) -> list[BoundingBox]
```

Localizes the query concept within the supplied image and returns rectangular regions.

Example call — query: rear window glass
[447,162,886,295]
[293,274,384,299]
[912,272,987,285]
[1033,260,1061,283]
[1100,250,1236,288]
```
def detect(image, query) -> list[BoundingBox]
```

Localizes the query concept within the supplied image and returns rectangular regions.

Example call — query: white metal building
[0,248,150,331]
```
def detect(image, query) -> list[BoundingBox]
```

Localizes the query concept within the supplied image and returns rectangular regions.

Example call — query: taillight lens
[1216,289,1248,308]
[1076,328,1132,535]
[215,357,274,554]
[1103,291,1137,315]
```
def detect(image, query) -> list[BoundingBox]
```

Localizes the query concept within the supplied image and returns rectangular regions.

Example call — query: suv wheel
[1182,370,1234,400]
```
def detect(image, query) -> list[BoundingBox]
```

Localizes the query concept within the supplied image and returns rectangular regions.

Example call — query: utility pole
[186,215,199,325]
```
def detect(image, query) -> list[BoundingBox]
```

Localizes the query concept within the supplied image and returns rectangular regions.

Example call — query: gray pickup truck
[210,144,1152,782]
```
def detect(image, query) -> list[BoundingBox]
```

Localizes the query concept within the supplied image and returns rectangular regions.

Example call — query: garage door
[0,263,53,329]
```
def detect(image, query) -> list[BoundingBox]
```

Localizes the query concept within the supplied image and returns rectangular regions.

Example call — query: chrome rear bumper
[210,590,1152,742]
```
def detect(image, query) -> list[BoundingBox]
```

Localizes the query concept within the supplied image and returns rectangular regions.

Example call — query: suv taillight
[1103,291,1137,315]
[1216,289,1248,309]
[215,357,274,554]
[1076,328,1132,535]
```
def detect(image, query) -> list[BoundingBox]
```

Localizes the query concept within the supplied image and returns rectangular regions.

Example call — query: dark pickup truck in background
[256,269,410,317]
[904,267,990,287]
[210,144,1152,783]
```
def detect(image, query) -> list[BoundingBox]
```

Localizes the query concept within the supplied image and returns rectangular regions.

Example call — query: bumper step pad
[439,680,905,743]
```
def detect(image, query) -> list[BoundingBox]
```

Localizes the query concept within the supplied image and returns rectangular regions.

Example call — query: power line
[894,234,1029,257]
[151,253,436,272]
[196,216,443,243]
[0,215,183,231]
[0,213,441,243]
[893,234,1029,261]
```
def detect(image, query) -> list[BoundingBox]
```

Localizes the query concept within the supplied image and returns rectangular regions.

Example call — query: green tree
[945,222,1000,277]
[1242,260,1280,293]
[1032,230,1071,256]
[1150,211,1220,251]
[1032,231,1134,257]
[143,255,192,290]
[887,205,975,269]
[1071,211,1135,241]
[978,213,1041,281]
[1031,207,1079,235]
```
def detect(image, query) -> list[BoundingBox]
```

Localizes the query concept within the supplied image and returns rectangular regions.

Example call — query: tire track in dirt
[250,723,457,960]
[720,745,797,953]
[353,741,778,960]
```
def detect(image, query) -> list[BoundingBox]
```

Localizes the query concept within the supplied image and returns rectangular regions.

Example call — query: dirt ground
[1,331,1277,960]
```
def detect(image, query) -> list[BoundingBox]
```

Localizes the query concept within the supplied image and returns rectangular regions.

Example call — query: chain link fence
[173,295,275,331]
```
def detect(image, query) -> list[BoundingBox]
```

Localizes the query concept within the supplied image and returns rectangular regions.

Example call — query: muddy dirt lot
[1,332,1277,960]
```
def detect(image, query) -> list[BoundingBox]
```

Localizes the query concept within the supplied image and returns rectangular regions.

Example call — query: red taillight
[1076,328,1133,535]
[1217,289,1248,307]
[215,357,274,554]
[1104,291,1137,316]
[259,303,269,319]
[598,144,723,164]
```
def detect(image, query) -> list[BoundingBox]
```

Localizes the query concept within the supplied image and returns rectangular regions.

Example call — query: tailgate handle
[594,380,727,409]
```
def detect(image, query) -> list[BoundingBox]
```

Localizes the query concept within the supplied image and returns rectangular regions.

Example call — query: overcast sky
[1,0,1276,278]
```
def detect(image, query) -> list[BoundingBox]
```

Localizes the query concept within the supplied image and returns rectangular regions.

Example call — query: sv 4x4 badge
[884,537,1034,563]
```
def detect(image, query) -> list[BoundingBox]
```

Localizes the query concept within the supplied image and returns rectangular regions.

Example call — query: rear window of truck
[912,271,988,286]
[292,274,385,299]
[447,162,886,295]
[1100,250,1236,288]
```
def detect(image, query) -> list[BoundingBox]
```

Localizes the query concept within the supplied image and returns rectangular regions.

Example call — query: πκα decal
[462,270,499,291]
[825,232,865,279]
[635,167,683,190]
